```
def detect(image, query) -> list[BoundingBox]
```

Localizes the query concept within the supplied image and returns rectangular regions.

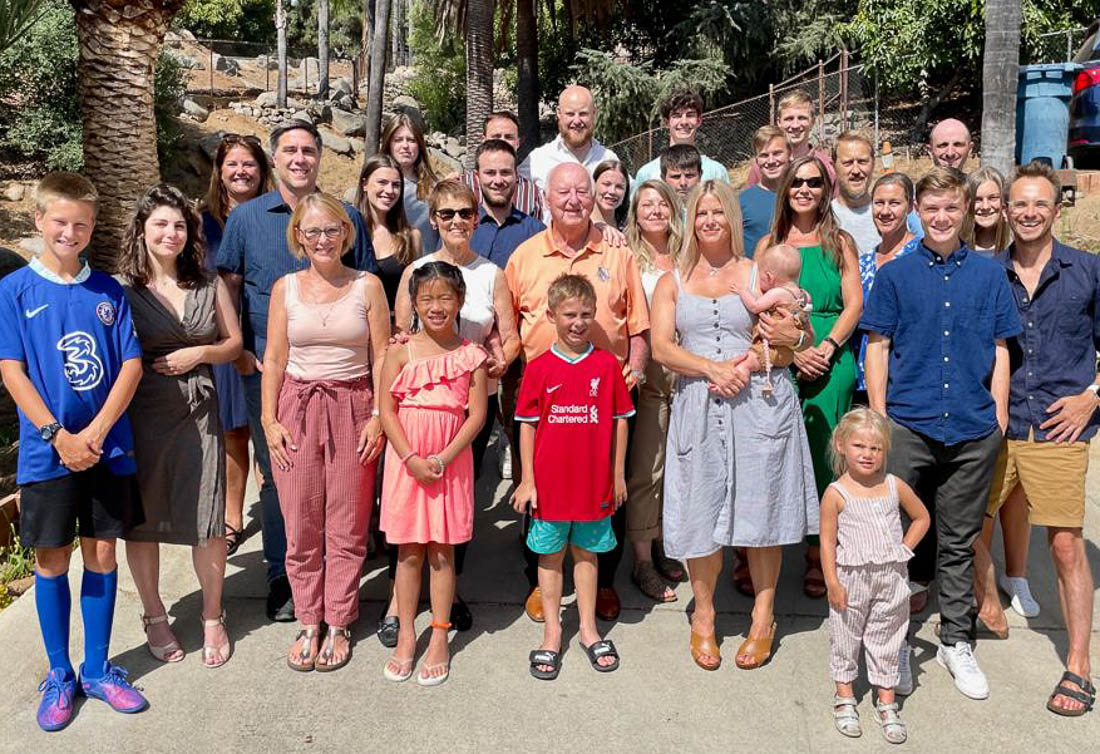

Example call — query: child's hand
[357,416,385,465]
[406,455,443,484]
[53,429,100,471]
[263,419,296,471]
[511,480,537,514]
[613,473,627,510]
[388,331,411,347]
[826,581,847,612]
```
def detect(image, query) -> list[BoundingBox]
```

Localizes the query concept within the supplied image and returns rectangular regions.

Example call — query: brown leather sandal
[803,554,827,599]
[732,551,756,597]
[690,630,721,671]
[735,621,776,669]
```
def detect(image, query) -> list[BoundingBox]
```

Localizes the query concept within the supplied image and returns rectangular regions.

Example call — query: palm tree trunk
[465,0,494,169]
[365,0,392,153]
[318,0,330,98]
[516,0,539,162]
[276,0,287,107]
[70,0,184,271]
[981,0,1021,175]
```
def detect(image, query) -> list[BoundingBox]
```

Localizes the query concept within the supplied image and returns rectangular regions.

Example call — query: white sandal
[875,701,907,744]
[833,694,862,738]
[141,613,184,663]
[200,610,232,668]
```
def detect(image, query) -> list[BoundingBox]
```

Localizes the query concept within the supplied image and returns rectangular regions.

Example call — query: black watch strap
[39,422,62,444]
[824,336,841,351]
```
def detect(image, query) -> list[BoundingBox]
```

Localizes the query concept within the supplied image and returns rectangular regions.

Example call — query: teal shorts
[526,517,616,555]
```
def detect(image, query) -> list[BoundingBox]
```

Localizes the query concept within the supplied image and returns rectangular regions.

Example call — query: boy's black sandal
[1047,671,1095,716]
[529,650,561,680]
[581,640,620,673]
[377,615,399,648]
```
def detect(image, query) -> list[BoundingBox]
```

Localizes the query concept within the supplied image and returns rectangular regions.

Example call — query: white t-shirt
[411,252,498,346]
[518,134,619,223]
[831,198,881,256]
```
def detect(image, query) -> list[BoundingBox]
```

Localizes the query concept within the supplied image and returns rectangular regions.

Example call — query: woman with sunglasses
[381,113,442,255]
[200,133,273,556]
[383,179,520,639]
[354,154,422,311]
[756,156,862,601]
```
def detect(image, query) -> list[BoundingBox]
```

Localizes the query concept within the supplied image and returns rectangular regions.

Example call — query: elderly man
[929,118,973,171]
[216,120,376,622]
[972,162,1097,717]
[739,126,790,258]
[519,85,618,219]
[461,110,543,219]
[631,88,728,196]
[506,162,649,623]
[831,132,880,255]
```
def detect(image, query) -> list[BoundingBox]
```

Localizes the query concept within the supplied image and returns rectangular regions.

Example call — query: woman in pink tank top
[260,193,391,673]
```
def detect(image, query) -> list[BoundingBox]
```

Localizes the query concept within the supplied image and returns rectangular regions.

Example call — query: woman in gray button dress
[651,181,818,672]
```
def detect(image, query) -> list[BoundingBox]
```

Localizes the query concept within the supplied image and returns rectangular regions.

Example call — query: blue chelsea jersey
[0,259,143,484]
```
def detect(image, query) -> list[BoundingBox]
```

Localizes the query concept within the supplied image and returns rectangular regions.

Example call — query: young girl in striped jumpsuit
[820,408,930,744]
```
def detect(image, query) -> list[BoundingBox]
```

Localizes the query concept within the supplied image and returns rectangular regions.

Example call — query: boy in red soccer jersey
[512,274,634,680]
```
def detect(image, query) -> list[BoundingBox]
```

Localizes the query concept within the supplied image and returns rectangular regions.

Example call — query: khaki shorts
[986,436,1090,528]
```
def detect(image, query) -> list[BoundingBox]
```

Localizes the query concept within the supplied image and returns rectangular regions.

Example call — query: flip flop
[315,627,351,673]
[529,649,562,681]
[287,628,319,672]
[580,639,620,673]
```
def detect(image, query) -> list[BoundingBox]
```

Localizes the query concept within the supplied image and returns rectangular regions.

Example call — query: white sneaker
[498,438,513,480]
[998,574,1040,618]
[936,642,990,700]
[895,642,914,696]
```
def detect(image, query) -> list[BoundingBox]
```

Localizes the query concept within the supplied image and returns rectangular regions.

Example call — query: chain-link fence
[1027,26,1090,65]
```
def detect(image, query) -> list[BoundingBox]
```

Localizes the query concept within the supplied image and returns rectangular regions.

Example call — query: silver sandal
[287,627,320,672]
[875,701,907,744]
[833,694,862,738]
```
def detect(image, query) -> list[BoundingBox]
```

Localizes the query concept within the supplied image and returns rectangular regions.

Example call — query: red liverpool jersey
[515,343,635,521]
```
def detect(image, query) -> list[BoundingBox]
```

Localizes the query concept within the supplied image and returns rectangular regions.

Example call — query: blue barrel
[1016,63,1079,167]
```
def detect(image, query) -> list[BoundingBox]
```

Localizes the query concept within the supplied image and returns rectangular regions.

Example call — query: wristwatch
[824,336,842,351]
[1087,384,1100,400]
[39,422,62,444]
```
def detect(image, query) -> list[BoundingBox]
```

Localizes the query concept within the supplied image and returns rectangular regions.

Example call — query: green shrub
[405,0,465,134]
[155,50,189,164]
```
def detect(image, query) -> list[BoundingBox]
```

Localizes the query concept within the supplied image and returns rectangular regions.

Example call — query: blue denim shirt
[470,206,545,269]
[215,190,377,359]
[861,243,1022,445]
[997,240,1100,442]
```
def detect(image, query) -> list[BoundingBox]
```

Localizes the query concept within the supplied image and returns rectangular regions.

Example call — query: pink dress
[381,339,487,544]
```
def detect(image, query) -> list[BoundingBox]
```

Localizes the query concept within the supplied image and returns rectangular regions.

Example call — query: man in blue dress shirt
[469,139,545,269]
[863,167,1021,702]
[216,120,377,622]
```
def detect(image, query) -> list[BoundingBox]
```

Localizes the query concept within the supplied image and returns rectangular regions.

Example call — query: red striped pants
[272,374,375,627]
[828,561,910,688]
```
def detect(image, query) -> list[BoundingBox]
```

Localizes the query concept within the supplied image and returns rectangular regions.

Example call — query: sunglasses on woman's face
[791,176,825,190]
[434,208,476,221]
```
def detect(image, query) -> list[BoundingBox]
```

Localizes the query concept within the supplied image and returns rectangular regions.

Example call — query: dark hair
[269,119,323,154]
[202,133,273,228]
[354,153,418,265]
[475,138,518,170]
[119,184,211,290]
[872,172,915,205]
[659,89,704,122]
[408,261,466,304]
[593,159,630,228]
[660,144,702,176]
[483,110,519,130]
[772,155,853,269]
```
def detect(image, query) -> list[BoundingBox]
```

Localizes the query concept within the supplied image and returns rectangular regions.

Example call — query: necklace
[703,255,735,277]
[305,270,352,327]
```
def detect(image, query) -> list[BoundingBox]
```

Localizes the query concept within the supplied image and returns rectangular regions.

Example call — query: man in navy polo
[863,166,1021,702]
[216,119,377,622]
[470,139,545,268]
[972,162,1097,716]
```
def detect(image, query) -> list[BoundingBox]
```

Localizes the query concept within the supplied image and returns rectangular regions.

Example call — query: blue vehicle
[1069,20,1100,168]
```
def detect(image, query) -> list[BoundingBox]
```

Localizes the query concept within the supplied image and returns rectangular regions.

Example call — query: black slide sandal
[529,649,561,680]
[581,640,620,672]
[1047,671,1095,717]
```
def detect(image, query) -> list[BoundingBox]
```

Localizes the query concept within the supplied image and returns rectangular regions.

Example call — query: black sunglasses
[222,133,262,146]
[791,176,825,190]
[434,208,476,221]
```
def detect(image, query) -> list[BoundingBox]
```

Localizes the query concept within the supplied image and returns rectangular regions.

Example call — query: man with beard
[520,85,618,221]
[631,89,728,196]
[831,132,880,256]
[470,139,545,268]
[929,119,974,172]
[461,111,543,219]
[739,125,791,258]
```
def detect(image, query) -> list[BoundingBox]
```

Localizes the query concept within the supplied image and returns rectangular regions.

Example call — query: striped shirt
[460,170,544,220]
[830,475,913,566]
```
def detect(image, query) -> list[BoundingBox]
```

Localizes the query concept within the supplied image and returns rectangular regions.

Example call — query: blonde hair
[285,193,356,259]
[829,408,892,478]
[963,166,1012,251]
[777,89,814,116]
[428,178,477,214]
[752,125,790,155]
[547,273,597,310]
[757,243,802,283]
[679,180,744,276]
[35,172,98,215]
[625,179,683,273]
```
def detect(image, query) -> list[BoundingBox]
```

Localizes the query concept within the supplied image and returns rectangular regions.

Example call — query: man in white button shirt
[519,85,618,221]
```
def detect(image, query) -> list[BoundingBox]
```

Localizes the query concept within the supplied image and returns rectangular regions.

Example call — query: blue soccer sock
[79,568,117,680]
[34,571,74,680]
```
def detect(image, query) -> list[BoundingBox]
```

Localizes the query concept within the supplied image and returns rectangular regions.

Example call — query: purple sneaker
[78,663,148,714]
[37,668,77,732]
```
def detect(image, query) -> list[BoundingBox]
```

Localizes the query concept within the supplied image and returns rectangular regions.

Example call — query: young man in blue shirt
[216,119,376,622]
[630,88,728,197]
[863,167,1022,702]
[0,173,148,730]
[739,126,790,258]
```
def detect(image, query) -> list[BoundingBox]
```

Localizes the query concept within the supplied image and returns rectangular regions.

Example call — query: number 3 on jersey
[57,331,104,391]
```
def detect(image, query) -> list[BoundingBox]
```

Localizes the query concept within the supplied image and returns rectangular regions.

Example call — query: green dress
[795,244,856,499]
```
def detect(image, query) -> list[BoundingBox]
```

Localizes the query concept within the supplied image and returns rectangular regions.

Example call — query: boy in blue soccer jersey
[0,173,148,731]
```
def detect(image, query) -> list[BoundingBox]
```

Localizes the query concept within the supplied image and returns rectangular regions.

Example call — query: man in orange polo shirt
[506,161,650,623]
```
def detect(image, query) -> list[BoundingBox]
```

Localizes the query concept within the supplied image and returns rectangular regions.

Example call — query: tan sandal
[200,610,232,668]
[141,613,184,663]
[690,630,721,671]
[735,621,776,669]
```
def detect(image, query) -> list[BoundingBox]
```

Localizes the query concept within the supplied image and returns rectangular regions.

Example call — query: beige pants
[626,359,675,544]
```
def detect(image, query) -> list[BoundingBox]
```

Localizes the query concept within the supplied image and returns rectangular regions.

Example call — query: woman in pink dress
[379,261,488,687]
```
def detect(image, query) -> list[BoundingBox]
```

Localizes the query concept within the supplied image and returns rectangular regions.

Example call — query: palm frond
[0,0,47,53]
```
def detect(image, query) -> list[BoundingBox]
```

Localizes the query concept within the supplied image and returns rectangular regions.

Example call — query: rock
[332,77,353,98]
[256,54,279,71]
[311,103,333,124]
[164,30,185,49]
[348,137,365,154]
[322,131,353,156]
[300,57,320,82]
[199,132,226,160]
[2,183,25,202]
[341,188,358,204]
[331,92,354,111]
[166,50,203,70]
[330,108,364,137]
[181,98,209,122]
[17,237,43,255]
[291,110,313,124]
[255,91,278,108]
[444,136,463,158]
[429,147,462,178]
[177,29,196,41]
[213,53,240,76]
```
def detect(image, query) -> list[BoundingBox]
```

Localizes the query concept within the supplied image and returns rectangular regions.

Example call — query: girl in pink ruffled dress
[379,261,488,687]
